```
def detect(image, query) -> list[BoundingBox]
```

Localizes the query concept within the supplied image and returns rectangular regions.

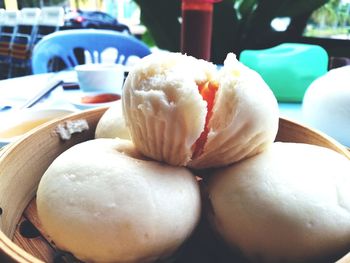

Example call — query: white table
[0,72,304,120]
[278,102,304,124]
[0,72,80,115]
[0,72,310,150]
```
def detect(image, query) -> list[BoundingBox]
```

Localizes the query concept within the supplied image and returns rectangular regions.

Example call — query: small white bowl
[75,63,125,94]
[0,108,75,147]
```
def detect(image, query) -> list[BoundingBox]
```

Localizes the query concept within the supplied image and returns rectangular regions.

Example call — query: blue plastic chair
[31,29,151,74]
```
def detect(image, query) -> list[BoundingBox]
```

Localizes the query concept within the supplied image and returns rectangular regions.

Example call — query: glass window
[304,0,350,40]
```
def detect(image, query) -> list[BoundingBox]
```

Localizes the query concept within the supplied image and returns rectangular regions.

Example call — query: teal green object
[239,43,328,102]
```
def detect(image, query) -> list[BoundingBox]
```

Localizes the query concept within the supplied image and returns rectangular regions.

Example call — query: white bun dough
[302,66,350,147]
[207,142,350,263]
[122,52,279,169]
[95,100,130,140]
[37,138,201,263]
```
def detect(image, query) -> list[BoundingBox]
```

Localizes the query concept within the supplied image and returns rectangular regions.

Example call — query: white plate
[66,92,120,110]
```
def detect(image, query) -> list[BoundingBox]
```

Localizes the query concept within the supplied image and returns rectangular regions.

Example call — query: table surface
[0,71,81,114]
[0,71,307,145]
[0,71,305,117]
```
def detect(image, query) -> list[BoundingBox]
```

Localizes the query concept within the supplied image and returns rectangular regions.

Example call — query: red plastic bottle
[181,0,220,61]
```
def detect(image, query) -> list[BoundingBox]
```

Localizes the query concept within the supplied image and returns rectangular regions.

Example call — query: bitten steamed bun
[36,138,201,263]
[122,52,279,169]
[207,142,350,263]
[95,100,130,140]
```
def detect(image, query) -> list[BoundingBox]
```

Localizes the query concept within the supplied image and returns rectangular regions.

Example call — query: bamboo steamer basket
[0,107,349,263]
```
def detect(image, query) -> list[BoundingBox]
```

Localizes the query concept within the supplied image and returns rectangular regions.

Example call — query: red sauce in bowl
[81,93,121,104]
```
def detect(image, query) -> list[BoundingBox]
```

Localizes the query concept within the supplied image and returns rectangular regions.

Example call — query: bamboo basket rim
[276,116,350,159]
[0,107,106,263]
[0,108,349,263]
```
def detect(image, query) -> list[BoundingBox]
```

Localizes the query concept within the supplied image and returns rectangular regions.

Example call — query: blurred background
[0,0,349,74]
[1,0,143,35]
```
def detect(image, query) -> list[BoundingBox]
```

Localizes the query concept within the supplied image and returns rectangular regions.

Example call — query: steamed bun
[37,138,201,263]
[302,65,350,147]
[207,142,350,263]
[95,100,130,140]
[122,52,279,169]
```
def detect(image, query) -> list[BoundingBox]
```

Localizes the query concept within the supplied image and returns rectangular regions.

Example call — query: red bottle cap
[182,0,222,3]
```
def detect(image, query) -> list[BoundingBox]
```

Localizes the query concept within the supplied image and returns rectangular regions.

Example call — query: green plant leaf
[141,31,156,48]
[134,0,181,52]
[212,0,240,63]
[134,0,332,63]
[238,0,257,19]
[236,0,330,51]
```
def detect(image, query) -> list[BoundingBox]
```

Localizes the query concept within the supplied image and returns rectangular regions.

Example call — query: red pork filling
[192,80,219,159]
